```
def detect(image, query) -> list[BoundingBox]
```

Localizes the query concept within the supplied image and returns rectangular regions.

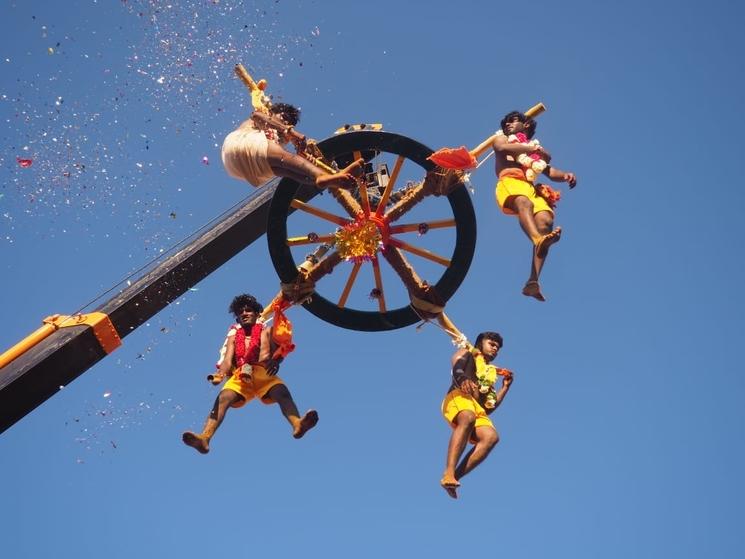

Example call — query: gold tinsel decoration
[335,219,381,261]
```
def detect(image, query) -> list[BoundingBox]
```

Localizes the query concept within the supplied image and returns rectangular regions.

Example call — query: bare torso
[493,150,522,177]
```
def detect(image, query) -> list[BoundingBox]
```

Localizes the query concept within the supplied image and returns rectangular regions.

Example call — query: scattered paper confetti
[2,0,325,254]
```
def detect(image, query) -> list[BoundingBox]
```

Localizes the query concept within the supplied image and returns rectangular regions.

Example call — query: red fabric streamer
[271,297,296,359]
[427,146,477,170]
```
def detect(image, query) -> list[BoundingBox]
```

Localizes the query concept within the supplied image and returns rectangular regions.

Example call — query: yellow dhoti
[495,169,553,216]
[441,389,494,430]
[222,364,285,407]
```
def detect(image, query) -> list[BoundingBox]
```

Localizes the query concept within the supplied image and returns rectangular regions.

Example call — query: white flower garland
[478,374,498,409]
[496,129,547,182]
[474,352,499,409]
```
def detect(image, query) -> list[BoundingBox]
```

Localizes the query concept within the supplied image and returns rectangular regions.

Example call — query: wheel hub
[334,212,390,262]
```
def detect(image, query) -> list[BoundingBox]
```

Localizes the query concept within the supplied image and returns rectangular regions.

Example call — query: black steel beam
[0,180,319,434]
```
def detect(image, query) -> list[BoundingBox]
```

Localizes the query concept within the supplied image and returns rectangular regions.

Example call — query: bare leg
[314,158,365,190]
[506,196,560,301]
[522,211,560,301]
[266,143,363,190]
[266,384,318,439]
[182,389,244,454]
[532,211,557,277]
[441,410,476,499]
[506,196,545,301]
[506,195,541,243]
[266,142,323,183]
[454,426,499,480]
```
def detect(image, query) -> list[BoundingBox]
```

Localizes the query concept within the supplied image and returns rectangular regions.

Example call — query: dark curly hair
[500,110,537,139]
[229,293,263,316]
[474,331,503,351]
[269,103,300,126]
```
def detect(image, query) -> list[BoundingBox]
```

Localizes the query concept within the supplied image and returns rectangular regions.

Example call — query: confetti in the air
[1,0,327,247]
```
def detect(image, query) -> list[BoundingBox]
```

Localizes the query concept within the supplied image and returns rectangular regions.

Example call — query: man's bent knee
[480,427,499,448]
[509,196,534,213]
[454,410,477,428]
[217,389,242,408]
[267,383,291,401]
[211,389,242,418]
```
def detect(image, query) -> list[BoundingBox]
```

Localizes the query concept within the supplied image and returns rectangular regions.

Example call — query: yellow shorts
[496,176,553,216]
[222,364,285,408]
[441,389,493,430]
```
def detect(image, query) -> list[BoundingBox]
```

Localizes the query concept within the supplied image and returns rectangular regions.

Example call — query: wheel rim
[267,130,476,332]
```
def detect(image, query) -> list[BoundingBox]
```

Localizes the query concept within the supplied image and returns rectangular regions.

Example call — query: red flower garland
[233,322,264,367]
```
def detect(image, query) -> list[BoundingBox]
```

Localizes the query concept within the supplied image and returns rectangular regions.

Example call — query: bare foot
[534,227,562,257]
[293,409,319,439]
[315,158,365,190]
[522,280,546,302]
[182,431,210,454]
[440,474,460,499]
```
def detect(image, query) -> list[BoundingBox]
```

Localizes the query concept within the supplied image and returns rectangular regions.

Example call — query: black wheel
[267,130,476,331]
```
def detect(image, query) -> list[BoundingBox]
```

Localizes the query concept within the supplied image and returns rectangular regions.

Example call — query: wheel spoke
[380,245,425,294]
[290,199,350,227]
[375,155,404,215]
[388,238,451,267]
[382,180,427,224]
[304,251,343,284]
[287,234,335,246]
[329,186,364,218]
[388,218,456,235]
[337,261,362,308]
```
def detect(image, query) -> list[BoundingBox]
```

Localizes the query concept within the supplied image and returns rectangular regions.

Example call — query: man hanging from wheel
[182,293,317,454]
[440,331,513,499]
[471,110,577,301]
[221,101,364,190]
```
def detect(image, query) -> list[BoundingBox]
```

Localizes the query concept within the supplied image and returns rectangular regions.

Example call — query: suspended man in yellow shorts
[182,293,318,454]
[471,111,578,301]
[441,331,513,499]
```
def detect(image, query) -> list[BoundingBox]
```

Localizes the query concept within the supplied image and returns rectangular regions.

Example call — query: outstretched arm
[543,165,577,188]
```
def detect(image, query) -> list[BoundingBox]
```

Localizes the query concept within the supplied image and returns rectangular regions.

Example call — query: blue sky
[1,1,744,557]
